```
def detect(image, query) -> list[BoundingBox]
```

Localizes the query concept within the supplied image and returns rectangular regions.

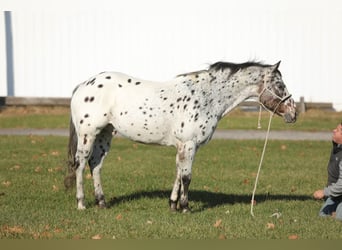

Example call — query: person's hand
[313,189,325,200]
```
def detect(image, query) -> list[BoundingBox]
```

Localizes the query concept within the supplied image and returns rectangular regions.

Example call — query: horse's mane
[209,61,270,75]
[178,61,275,78]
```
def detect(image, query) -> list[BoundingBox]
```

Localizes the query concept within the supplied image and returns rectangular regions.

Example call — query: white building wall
[0,15,7,96]
[1,0,342,109]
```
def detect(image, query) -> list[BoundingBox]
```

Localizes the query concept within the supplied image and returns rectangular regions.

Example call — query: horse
[65,61,297,212]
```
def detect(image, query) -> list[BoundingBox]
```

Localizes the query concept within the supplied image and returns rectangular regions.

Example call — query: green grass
[0,113,69,129]
[1,135,341,239]
[217,109,342,131]
[1,107,341,131]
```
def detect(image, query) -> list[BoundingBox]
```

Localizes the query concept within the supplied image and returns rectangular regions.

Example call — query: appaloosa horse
[65,61,297,212]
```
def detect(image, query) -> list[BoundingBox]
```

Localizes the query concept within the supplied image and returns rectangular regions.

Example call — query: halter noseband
[258,84,292,114]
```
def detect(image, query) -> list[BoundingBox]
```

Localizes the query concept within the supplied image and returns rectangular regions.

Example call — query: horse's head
[258,62,297,123]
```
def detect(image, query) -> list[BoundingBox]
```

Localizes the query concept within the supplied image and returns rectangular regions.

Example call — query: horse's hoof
[169,200,178,212]
[98,202,107,209]
[180,202,191,213]
[170,208,178,213]
[77,204,86,210]
[77,199,86,210]
[96,198,107,209]
[181,207,191,213]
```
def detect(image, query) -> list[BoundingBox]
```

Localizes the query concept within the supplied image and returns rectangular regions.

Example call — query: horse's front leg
[170,140,197,213]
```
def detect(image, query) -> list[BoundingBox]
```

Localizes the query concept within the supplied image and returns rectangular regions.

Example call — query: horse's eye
[276,82,285,91]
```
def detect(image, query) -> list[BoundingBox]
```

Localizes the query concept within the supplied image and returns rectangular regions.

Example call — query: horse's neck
[206,69,261,118]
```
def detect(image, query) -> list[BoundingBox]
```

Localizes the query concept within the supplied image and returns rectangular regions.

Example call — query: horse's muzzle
[284,111,297,123]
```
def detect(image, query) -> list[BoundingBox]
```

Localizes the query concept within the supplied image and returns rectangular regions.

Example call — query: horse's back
[70,72,181,145]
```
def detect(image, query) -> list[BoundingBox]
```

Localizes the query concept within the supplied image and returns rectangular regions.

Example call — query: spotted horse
[65,61,297,212]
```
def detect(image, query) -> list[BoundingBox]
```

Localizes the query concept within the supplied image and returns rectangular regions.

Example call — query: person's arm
[324,160,342,197]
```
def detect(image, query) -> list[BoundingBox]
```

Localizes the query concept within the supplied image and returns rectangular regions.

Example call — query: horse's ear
[271,61,281,72]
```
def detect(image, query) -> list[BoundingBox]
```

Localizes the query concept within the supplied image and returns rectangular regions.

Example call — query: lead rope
[250,110,274,217]
[250,84,292,217]
[257,105,262,129]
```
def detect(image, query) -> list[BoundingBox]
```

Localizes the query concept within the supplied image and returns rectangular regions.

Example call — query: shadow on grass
[107,189,312,211]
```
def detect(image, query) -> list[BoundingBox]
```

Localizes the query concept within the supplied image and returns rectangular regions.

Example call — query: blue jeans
[319,197,342,220]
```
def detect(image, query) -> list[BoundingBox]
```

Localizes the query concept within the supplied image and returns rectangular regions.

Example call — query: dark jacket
[324,142,342,197]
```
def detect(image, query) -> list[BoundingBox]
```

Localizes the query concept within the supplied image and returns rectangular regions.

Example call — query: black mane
[209,61,271,75]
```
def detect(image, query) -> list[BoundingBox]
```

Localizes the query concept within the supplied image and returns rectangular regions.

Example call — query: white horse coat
[66,61,297,211]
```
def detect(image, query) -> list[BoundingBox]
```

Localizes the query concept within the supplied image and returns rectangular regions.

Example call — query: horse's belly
[111,113,175,146]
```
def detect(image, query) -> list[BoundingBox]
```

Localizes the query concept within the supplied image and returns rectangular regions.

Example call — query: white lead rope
[250,83,292,217]
[250,111,274,217]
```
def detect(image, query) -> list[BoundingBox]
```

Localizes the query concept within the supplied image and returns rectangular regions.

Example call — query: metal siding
[0,13,7,96]
[1,5,342,108]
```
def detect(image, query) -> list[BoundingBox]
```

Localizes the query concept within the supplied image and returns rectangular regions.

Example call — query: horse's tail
[64,117,78,189]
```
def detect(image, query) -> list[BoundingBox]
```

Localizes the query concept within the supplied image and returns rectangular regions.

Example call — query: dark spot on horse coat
[105,76,111,79]
[84,97,89,102]
[83,134,88,145]
[98,84,103,88]
[118,84,122,88]
[90,97,95,102]
[128,79,132,83]
[135,82,141,85]
[84,114,89,118]
[80,120,84,124]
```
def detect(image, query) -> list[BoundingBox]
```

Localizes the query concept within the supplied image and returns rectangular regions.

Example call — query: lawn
[0,134,341,239]
[1,106,342,131]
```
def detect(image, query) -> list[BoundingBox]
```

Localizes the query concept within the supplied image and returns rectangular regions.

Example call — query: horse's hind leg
[88,124,114,208]
[170,166,181,211]
[75,133,96,210]
[170,140,197,213]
